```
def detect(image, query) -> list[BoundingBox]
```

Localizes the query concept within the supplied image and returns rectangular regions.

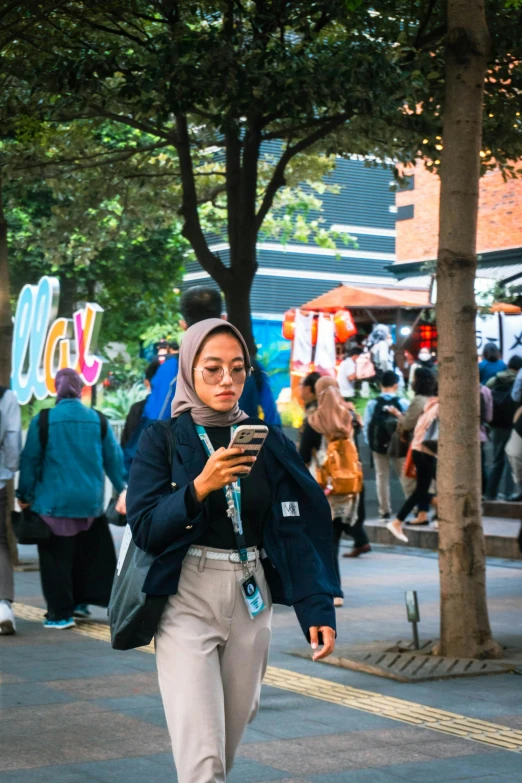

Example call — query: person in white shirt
[0,387,22,635]
[336,350,357,400]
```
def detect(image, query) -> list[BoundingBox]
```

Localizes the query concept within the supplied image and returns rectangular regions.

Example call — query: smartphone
[228,424,269,457]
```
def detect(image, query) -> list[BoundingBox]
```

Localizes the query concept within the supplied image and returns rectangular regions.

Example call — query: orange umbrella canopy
[302,284,431,312]
[491,302,522,314]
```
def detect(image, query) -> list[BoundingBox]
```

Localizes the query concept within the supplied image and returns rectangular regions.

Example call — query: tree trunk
[222,269,257,357]
[0,173,12,387]
[436,0,499,658]
[57,273,77,318]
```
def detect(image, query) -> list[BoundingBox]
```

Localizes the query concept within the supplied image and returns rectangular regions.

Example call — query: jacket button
[185,525,193,530]
[171,482,177,489]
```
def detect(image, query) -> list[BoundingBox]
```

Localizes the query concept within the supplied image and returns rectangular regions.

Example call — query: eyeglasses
[193,365,251,385]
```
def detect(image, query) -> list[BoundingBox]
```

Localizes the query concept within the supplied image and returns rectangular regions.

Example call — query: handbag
[387,430,409,459]
[105,497,127,527]
[423,417,439,455]
[108,421,173,650]
[403,444,417,479]
[11,509,51,545]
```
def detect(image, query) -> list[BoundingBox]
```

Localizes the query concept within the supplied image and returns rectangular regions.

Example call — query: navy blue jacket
[126,412,338,640]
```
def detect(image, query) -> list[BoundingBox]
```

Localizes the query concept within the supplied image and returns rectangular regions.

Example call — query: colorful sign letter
[11,276,104,404]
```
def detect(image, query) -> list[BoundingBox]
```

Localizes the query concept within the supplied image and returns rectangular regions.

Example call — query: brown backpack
[316,437,363,495]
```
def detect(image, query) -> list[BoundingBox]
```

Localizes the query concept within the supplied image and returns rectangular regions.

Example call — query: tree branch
[88,106,172,140]
[255,115,348,231]
[175,113,229,285]
[13,141,170,172]
[262,113,350,141]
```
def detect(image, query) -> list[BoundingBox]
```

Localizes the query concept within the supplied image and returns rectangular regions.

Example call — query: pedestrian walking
[505,407,522,496]
[17,369,126,629]
[408,347,437,388]
[336,348,357,400]
[484,355,522,500]
[121,359,161,472]
[396,367,438,508]
[0,387,22,635]
[480,383,494,494]
[298,371,322,463]
[363,370,410,522]
[307,377,365,604]
[479,342,506,385]
[387,395,439,543]
[126,320,337,783]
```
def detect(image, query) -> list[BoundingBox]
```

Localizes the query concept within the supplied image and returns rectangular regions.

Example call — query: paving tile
[380,751,522,782]
[311,771,402,783]
[0,683,73,709]
[46,672,160,700]
[0,712,171,771]
[228,758,295,782]
[0,766,100,782]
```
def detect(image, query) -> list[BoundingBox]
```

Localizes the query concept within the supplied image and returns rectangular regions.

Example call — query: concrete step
[482,500,522,519]
[365,516,522,560]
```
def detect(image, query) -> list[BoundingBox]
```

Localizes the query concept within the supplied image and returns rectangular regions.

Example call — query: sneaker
[378,513,391,523]
[0,600,16,635]
[73,604,91,619]
[43,618,76,630]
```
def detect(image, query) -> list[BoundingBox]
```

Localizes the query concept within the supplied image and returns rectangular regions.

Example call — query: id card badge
[240,573,266,619]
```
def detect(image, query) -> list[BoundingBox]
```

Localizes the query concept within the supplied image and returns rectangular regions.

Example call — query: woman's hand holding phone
[193,448,255,502]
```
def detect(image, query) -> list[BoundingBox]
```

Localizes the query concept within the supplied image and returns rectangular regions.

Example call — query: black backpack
[489,380,517,429]
[369,396,401,455]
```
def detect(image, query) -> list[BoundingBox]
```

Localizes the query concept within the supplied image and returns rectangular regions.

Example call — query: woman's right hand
[193,447,256,502]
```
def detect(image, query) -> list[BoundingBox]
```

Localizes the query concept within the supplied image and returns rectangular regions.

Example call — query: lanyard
[196,425,250,572]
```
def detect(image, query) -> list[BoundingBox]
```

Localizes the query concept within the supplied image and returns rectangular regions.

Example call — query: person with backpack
[121,359,161,474]
[363,371,410,523]
[306,378,366,601]
[479,342,506,385]
[484,355,522,500]
[17,369,126,630]
[0,387,22,636]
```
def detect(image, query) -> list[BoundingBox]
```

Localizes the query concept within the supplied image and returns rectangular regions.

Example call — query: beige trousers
[155,547,272,783]
[372,452,408,517]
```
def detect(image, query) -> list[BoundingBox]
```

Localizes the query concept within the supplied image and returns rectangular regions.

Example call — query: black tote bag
[108,421,173,650]
[11,509,51,545]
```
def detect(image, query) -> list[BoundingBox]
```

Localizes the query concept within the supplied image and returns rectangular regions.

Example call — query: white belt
[187,547,257,563]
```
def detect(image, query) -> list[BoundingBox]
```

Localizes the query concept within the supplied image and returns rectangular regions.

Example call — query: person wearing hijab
[17,369,126,630]
[126,320,337,783]
[307,378,369,602]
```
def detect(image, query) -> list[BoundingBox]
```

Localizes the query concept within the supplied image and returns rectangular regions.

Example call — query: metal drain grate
[289,641,514,683]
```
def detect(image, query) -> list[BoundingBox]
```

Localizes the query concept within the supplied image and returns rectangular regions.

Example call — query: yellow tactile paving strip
[12,602,522,753]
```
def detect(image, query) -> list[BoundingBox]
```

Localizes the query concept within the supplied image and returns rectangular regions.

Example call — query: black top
[190,426,272,550]
[121,398,147,448]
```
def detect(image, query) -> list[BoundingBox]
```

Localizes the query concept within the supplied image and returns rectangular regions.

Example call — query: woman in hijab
[308,378,368,604]
[126,320,337,783]
[17,369,126,629]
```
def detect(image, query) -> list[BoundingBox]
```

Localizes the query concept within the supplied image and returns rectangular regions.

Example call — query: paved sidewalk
[2,544,522,781]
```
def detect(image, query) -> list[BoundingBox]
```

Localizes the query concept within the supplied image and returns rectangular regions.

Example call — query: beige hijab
[170,318,250,426]
[308,376,354,440]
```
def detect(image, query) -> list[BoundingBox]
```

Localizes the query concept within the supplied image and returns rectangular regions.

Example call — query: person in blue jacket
[17,369,126,630]
[126,319,337,783]
[145,285,282,424]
